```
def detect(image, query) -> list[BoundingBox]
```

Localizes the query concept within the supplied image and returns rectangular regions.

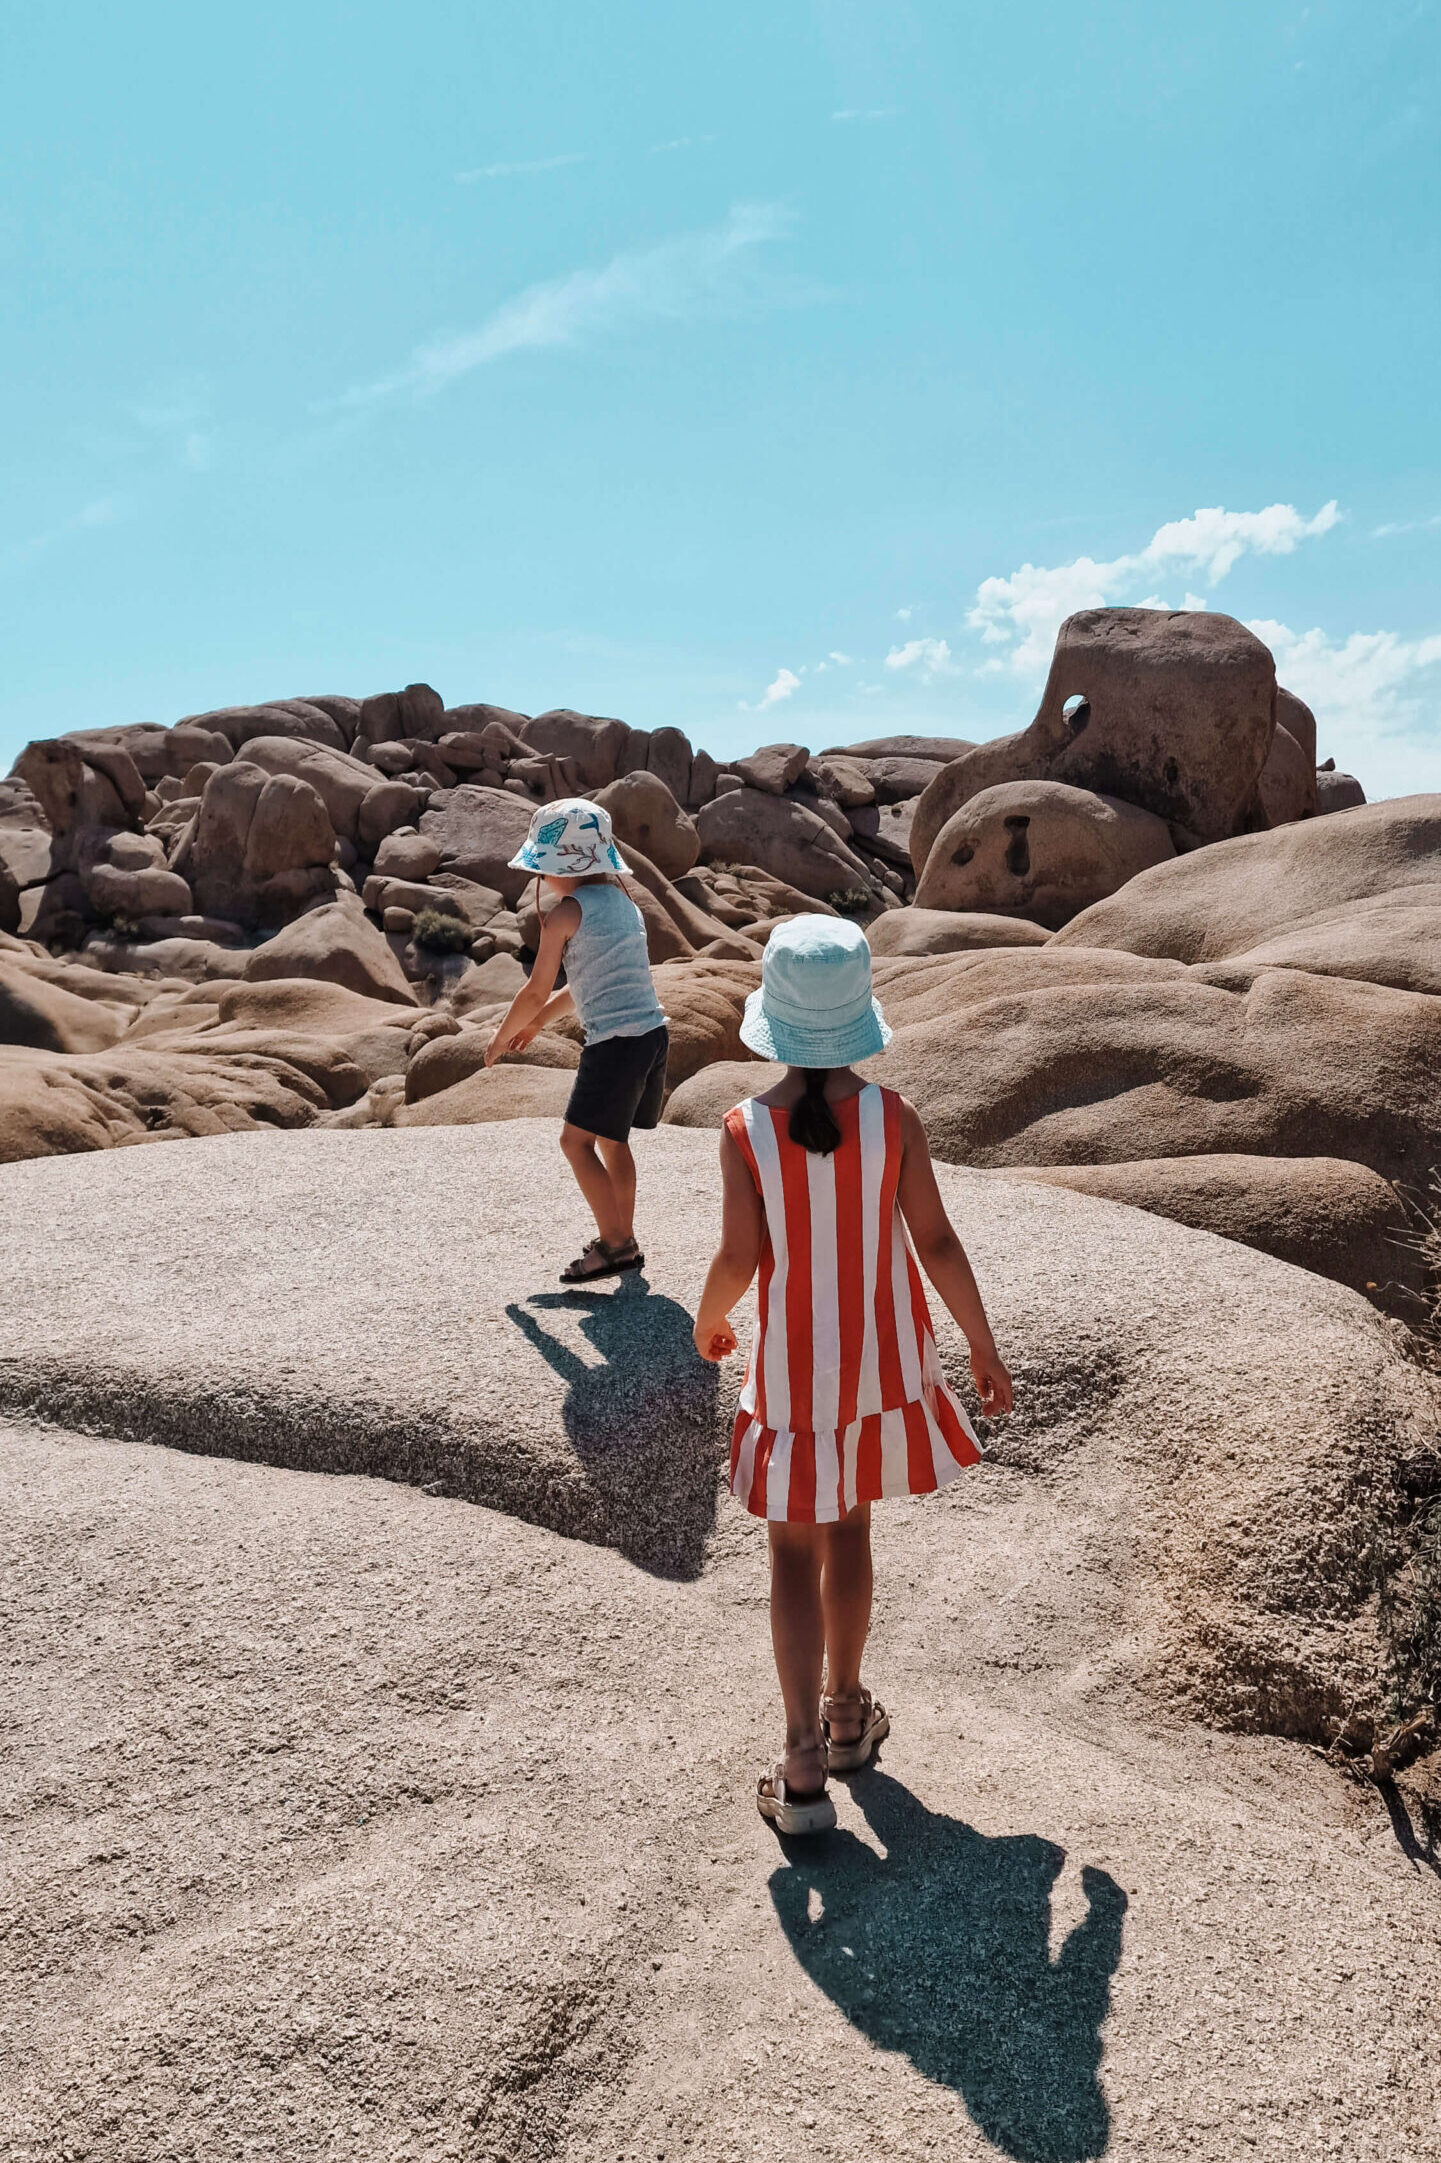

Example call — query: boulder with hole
[911,609,1278,875]
[913,779,1175,928]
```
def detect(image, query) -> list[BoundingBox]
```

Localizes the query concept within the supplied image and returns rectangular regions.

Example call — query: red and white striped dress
[725,1082,981,1523]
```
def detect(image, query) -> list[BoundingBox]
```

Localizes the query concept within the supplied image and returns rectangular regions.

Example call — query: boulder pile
[2,607,1435,1323]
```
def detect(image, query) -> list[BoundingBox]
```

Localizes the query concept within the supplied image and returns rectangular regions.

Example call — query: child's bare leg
[767,1523,827,1791]
[559,1123,625,1247]
[820,1503,874,1741]
[596,1138,636,1244]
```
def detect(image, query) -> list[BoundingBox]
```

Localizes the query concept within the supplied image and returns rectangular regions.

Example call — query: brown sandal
[559,1237,643,1283]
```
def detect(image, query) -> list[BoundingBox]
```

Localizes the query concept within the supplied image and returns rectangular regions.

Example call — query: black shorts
[564,1025,670,1144]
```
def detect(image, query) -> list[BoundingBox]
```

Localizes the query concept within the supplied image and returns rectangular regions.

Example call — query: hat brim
[507,840,629,875]
[739,987,892,1066]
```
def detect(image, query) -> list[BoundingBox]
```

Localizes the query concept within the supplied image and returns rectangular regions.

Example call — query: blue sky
[2,0,1438,793]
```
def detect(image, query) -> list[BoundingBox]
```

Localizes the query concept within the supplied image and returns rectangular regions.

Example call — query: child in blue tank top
[485,797,668,1282]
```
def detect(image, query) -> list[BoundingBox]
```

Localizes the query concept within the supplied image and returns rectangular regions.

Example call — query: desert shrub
[411,907,472,955]
[109,914,143,941]
[825,887,874,916]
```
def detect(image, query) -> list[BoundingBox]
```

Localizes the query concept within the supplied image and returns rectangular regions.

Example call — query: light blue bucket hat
[508,797,628,877]
[739,914,893,1066]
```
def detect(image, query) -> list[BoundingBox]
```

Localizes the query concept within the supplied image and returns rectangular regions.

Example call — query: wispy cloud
[832,107,898,123]
[885,636,953,682]
[647,134,718,156]
[455,153,587,181]
[329,201,800,412]
[969,501,1342,676]
[3,493,131,576]
[894,605,913,622]
[1371,512,1441,539]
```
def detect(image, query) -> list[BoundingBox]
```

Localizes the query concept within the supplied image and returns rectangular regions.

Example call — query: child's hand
[483,1028,510,1067]
[969,1341,1013,1417]
[693,1313,738,1363]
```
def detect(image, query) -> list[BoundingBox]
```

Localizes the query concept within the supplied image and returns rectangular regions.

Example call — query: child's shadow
[769,1769,1127,2162]
[506,1276,721,1580]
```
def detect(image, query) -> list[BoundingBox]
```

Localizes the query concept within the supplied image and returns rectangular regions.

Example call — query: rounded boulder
[914,780,1174,929]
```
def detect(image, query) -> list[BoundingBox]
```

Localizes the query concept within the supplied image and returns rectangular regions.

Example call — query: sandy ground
[4,1416,1439,2163]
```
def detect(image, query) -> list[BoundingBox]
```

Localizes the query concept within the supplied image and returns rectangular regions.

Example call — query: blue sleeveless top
[564,882,666,1044]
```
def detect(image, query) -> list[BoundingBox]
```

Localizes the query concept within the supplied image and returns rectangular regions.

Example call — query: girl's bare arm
[693,1126,765,1361]
[895,1097,1013,1415]
[484,898,580,1065]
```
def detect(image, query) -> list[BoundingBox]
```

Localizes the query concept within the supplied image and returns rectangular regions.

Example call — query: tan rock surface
[243,897,417,1006]
[999,1152,1425,1313]
[1,1123,1439,2159]
[595,771,701,879]
[867,908,1051,957]
[1052,793,1441,964]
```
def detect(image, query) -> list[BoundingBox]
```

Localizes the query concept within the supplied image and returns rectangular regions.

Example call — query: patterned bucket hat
[508,797,628,877]
[739,914,893,1066]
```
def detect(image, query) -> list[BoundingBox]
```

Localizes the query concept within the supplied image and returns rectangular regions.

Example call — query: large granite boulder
[1317,768,1367,814]
[1257,723,1317,827]
[175,763,337,927]
[243,896,417,1006]
[228,736,402,843]
[696,785,881,903]
[1051,794,1441,964]
[518,710,630,791]
[913,780,1175,928]
[1000,1153,1424,1314]
[595,772,700,880]
[911,609,1278,875]
[419,786,536,905]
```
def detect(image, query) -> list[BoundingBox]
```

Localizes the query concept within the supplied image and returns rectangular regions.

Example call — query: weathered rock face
[176,763,337,927]
[231,736,408,844]
[999,1153,1424,1315]
[1052,793,1441,964]
[595,772,700,880]
[1257,724,1317,827]
[419,786,536,905]
[519,709,629,791]
[825,734,976,764]
[241,895,417,1005]
[866,907,1050,957]
[734,743,809,796]
[1275,687,1317,767]
[696,785,880,903]
[913,780,1175,928]
[1317,768,1367,814]
[911,609,1278,875]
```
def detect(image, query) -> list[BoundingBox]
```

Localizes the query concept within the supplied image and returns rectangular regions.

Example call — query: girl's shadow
[506,1275,721,1580]
[769,1768,1127,2162]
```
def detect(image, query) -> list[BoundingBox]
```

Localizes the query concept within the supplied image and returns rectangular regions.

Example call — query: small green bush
[825,887,874,916]
[411,908,472,955]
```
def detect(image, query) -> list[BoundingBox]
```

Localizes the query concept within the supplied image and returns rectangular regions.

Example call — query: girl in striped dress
[693,915,1012,1834]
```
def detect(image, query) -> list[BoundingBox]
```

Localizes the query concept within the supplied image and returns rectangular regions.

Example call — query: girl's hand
[483,1028,511,1067]
[507,1018,542,1052]
[693,1313,738,1363]
[969,1341,1013,1417]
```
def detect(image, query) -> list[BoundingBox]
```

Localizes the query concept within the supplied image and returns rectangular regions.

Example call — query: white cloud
[828,650,853,666]
[969,500,1342,677]
[1247,617,1441,797]
[739,665,803,712]
[832,107,897,122]
[456,153,587,181]
[759,666,801,707]
[885,636,953,682]
[3,492,131,574]
[894,606,913,621]
[330,202,797,410]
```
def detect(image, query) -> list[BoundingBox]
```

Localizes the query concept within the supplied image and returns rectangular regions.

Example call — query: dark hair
[788,1068,842,1156]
